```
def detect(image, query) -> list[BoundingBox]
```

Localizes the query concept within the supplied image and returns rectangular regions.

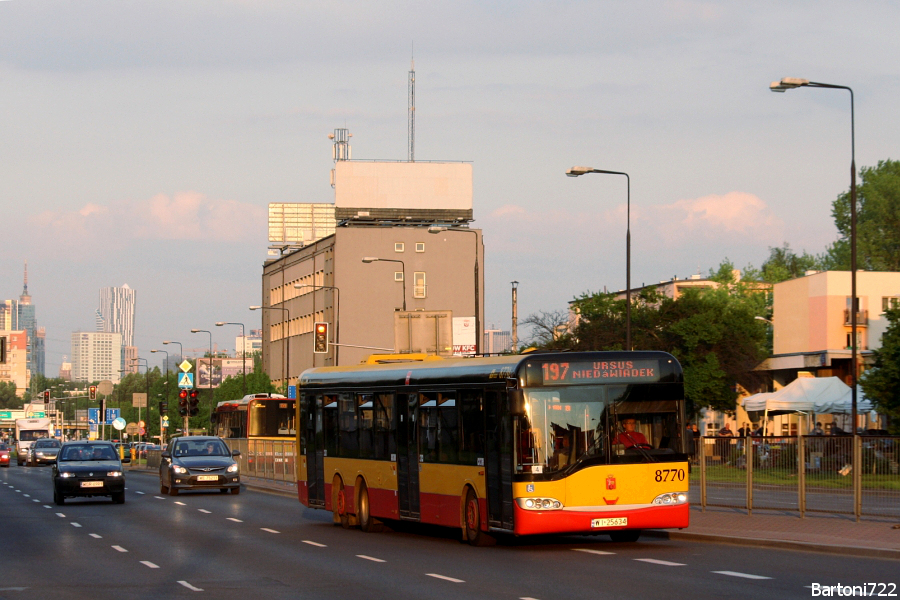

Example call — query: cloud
[654,191,783,243]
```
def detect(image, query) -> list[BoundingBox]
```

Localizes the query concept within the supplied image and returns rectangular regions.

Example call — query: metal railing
[694,435,899,520]
[146,439,297,484]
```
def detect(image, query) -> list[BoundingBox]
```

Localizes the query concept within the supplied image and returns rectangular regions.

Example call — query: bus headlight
[515,497,563,511]
[651,492,688,505]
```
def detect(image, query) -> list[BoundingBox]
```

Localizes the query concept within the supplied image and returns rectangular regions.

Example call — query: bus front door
[305,395,326,508]
[397,393,420,520]
[485,389,514,530]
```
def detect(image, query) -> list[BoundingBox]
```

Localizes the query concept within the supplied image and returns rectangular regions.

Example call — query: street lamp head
[566,166,594,177]
[249,305,261,310]
[215,322,225,326]
[150,349,159,353]
[770,77,809,92]
[427,226,446,234]
[361,257,379,263]
[190,328,201,333]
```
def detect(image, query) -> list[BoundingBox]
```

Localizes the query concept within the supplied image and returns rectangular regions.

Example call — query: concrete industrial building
[259,141,482,391]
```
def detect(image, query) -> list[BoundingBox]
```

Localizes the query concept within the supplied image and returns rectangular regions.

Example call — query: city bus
[297,351,689,545]
[211,393,294,439]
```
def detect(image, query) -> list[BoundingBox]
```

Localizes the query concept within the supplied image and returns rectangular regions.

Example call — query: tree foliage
[827,159,900,271]
[860,307,900,433]
[0,381,21,409]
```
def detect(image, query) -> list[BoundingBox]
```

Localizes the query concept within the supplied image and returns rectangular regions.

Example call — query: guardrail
[146,440,296,483]
[693,435,899,520]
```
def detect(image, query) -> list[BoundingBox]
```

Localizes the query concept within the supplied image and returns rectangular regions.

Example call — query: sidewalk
[131,467,900,559]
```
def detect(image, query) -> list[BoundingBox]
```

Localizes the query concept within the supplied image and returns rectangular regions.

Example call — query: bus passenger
[617,419,650,449]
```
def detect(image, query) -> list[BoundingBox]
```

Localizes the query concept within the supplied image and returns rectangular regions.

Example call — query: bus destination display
[526,360,661,385]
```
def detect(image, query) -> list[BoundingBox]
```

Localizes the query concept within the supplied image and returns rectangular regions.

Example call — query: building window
[394,272,404,282]
[414,272,426,298]
[415,242,425,253]
[882,297,900,312]
[395,243,405,253]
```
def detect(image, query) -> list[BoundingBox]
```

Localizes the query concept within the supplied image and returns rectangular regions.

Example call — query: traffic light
[89,385,97,400]
[189,390,200,417]
[178,389,189,416]
[314,322,329,353]
[159,401,168,415]
[43,390,50,402]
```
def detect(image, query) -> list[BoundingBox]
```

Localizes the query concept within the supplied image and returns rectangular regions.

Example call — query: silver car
[28,438,61,466]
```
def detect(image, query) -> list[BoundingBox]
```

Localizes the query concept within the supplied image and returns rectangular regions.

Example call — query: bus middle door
[305,394,326,508]
[396,393,420,519]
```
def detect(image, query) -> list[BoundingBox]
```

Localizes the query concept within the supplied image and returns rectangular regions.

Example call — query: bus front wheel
[358,482,383,533]
[332,476,350,529]
[463,488,495,546]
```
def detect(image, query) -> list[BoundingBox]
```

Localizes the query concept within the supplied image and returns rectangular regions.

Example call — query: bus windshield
[517,383,684,474]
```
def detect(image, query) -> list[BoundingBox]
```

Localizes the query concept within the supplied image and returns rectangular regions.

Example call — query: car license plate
[197,475,218,482]
[80,481,104,488]
[591,517,627,528]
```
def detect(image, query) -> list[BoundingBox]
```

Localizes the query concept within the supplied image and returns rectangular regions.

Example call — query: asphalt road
[2,465,897,600]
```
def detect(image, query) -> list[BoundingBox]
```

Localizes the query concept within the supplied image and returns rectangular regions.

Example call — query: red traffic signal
[178,389,189,416]
[43,390,50,402]
[314,322,329,354]
[89,385,97,400]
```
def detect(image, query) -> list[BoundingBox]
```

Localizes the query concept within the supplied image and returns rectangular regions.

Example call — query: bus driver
[617,419,651,449]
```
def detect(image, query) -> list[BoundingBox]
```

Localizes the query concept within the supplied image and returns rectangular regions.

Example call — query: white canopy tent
[741,377,874,435]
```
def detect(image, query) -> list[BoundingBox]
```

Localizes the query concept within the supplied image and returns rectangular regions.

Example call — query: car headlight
[36,452,45,457]
[173,465,188,474]
[515,497,563,510]
[651,492,688,505]
[59,471,76,478]
[107,471,123,477]
[226,463,239,473]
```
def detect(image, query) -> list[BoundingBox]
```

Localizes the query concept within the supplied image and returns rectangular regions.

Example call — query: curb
[644,529,900,560]
[127,467,297,499]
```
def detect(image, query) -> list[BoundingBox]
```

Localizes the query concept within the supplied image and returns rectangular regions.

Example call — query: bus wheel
[609,530,641,543]
[463,488,495,546]
[358,482,383,533]
[332,476,350,529]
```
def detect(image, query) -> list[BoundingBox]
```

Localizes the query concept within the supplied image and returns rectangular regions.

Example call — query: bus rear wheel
[463,488,494,546]
[609,530,641,543]
[358,482,383,533]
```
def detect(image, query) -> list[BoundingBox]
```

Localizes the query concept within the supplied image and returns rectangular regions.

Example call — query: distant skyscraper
[99,284,136,347]
[2,261,44,378]
[71,331,123,383]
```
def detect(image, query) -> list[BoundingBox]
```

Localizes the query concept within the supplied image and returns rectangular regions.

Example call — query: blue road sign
[178,372,195,389]
[88,408,99,425]
[105,408,120,425]
[288,385,296,399]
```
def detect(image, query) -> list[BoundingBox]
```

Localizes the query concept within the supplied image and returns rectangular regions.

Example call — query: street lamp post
[770,77,858,434]
[566,166,632,350]
[162,340,183,362]
[428,226,481,355]
[151,348,169,445]
[190,329,214,417]
[216,322,247,396]
[129,357,149,445]
[250,306,291,395]
[294,285,340,365]
[362,257,406,311]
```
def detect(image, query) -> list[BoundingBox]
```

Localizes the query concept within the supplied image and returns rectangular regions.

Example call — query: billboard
[196,358,250,389]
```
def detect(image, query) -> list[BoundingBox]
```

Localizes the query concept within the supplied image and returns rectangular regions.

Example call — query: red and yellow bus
[211,393,295,440]
[298,351,688,545]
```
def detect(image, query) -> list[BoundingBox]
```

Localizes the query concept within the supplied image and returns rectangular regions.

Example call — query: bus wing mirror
[509,390,526,417]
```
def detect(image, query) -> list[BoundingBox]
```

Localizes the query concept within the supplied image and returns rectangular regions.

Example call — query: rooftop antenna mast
[408,46,415,162]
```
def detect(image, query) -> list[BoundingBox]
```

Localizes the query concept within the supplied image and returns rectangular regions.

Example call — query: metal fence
[146,439,297,483]
[694,435,899,519]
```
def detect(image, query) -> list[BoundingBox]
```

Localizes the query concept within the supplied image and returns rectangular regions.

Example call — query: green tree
[859,307,900,433]
[827,159,900,271]
[0,381,22,409]
[215,355,276,401]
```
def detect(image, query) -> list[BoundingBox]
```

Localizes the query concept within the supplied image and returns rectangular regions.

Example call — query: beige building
[260,158,482,390]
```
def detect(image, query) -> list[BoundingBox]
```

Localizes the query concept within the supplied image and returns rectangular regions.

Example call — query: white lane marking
[302,540,326,547]
[712,571,773,580]
[154,496,166,500]
[634,559,685,566]
[227,518,243,523]
[174,501,186,506]
[90,534,102,539]
[71,522,82,528]
[198,509,211,514]
[112,546,128,553]
[56,513,65,518]
[357,555,385,563]
[573,548,615,556]
[140,561,160,569]
[136,491,145,495]
[43,505,52,509]
[32,499,40,503]
[261,528,280,534]
[23,494,30,498]
[426,574,465,583]
[178,581,204,592]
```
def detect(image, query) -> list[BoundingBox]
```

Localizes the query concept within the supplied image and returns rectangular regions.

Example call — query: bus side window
[459,390,484,465]
[418,392,438,463]
[438,393,458,463]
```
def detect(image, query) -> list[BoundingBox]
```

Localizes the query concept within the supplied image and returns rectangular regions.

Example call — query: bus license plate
[591,517,627,528]
[197,475,218,482]
[80,481,104,488]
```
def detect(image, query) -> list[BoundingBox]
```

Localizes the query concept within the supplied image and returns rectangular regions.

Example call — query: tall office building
[1,261,45,378]
[70,331,123,383]
[99,284,136,347]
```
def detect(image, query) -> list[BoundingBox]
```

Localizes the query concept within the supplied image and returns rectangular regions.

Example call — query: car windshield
[174,440,229,457]
[61,445,117,461]
[35,439,61,448]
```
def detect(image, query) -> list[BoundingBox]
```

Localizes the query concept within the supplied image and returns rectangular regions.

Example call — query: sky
[1,0,898,375]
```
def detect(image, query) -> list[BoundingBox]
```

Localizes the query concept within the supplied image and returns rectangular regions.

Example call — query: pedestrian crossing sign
[178,372,194,389]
